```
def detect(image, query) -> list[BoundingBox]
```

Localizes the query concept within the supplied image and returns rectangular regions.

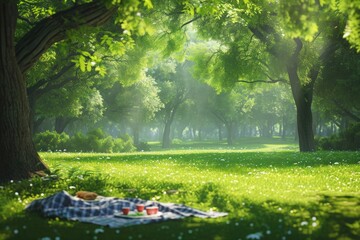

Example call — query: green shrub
[317,123,360,150]
[100,136,115,153]
[68,132,88,152]
[121,133,133,142]
[34,128,137,153]
[34,131,69,151]
[113,138,125,152]
[122,139,136,152]
[87,128,106,139]
[87,134,102,152]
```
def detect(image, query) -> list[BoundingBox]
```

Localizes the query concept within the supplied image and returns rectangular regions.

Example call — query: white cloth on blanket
[25,191,228,228]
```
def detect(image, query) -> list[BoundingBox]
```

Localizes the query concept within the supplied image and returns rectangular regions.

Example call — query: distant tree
[175,82,216,141]
[250,84,296,138]
[150,60,190,148]
[208,85,255,145]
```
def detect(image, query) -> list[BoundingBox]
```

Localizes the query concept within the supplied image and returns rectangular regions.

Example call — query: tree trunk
[0,3,49,182]
[294,95,315,151]
[162,100,181,148]
[162,120,172,148]
[287,39,315,152]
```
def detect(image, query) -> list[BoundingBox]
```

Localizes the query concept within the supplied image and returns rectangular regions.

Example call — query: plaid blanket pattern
[26,191,228,228]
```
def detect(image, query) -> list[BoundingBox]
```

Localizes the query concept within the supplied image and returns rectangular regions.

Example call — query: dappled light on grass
[1,147,359,239]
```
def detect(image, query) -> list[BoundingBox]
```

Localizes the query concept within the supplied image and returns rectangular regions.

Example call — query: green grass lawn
[0,139,359,240]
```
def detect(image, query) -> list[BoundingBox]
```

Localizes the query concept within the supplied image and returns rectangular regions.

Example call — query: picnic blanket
[26,191,228,228]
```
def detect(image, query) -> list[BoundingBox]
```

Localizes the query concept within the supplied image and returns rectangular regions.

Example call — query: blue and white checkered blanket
[26,191,227,228]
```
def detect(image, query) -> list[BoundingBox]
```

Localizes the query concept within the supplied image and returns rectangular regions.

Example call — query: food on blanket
[128,212,145,217]
[122,207,130,215]
[146,206,158,215]
[75,191,98,200]
[136,204,145,212]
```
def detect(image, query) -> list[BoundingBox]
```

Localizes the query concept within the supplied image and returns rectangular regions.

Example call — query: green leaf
[81,51,92,57]
[79,55,86,72]
[144,0,153,9]
[95,66,107,76]
[87,61,92,72]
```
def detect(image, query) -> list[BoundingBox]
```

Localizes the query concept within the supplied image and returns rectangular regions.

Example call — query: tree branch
[17,15,34,25]
[27,62,75,96]
[236,78,287,84]
[16,0,117,73]
[181,15,201,28]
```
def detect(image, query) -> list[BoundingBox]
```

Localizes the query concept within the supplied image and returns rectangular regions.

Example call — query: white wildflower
[94,228,104,234]
[246,232,263,239]
[301,221,308,226]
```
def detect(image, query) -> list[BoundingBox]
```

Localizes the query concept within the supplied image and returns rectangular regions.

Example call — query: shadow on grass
[1,192,359,240]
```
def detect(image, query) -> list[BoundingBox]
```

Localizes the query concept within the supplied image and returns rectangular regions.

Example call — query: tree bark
[0,3,48,182]
[28,92,38,134]
[0,1,116,182]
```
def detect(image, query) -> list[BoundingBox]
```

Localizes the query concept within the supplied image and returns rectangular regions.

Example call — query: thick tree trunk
[294,97,315,151]
[0,3,48,182]
[287,39,315,152]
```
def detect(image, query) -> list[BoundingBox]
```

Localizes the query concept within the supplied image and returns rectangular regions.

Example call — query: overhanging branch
[16,0,117,73]
[236,78,287,84]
